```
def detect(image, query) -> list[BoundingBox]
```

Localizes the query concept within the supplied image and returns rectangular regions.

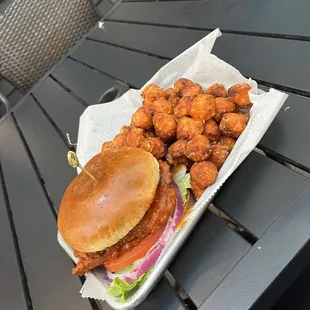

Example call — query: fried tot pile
[102,79,251,200]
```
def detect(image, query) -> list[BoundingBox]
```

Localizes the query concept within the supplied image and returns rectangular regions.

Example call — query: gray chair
[0,0,101,118]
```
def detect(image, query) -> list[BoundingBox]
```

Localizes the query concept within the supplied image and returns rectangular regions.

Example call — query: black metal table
[1,1,310,309]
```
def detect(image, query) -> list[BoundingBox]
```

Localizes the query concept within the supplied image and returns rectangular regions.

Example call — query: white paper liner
[58,28,288,307]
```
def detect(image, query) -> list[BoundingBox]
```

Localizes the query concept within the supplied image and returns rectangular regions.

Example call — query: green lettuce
[107,268,153,302]
[172,165,191,205]
[178,173,191,204]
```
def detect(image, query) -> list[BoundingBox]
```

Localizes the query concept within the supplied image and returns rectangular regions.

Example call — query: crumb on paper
[285,106,290,111]
[258,246,262,250]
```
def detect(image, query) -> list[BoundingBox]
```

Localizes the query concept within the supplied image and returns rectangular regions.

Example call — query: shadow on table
[272,262,310,310]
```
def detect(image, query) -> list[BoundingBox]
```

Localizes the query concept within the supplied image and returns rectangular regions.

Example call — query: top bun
[58,148,160,252]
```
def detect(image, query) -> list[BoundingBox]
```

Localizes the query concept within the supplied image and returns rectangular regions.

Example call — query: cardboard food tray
[57,29,288,309]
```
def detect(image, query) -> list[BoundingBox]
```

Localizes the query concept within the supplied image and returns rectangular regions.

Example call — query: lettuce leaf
[177,173,191,204]
[172,165,191,205]
[107,268,153,302]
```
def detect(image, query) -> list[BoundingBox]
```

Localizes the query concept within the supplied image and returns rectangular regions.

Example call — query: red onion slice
[105,183,183,283]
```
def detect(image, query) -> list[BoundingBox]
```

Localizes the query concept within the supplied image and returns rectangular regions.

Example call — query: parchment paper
[58,28,288,305]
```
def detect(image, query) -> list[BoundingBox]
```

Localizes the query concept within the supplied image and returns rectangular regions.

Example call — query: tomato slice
[104,226,165,272]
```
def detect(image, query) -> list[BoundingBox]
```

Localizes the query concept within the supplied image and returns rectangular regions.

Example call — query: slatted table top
[1,1,310,310]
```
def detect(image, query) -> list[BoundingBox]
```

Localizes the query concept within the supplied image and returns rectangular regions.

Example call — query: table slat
[214,152,308,237]
[137,279,185,310]
[89,22,205,60]
[71,39,168,88]
[169,211,251,306]
[213,33,310,93]
[200,180,310,310]
[109,0,310,37]
[12,93,75,208]
[0,116,93,310]
[32,76,85,143]
[258,86,310,169]
[97,0,119,16]
[0,163,27,309]
[52,58,127,104]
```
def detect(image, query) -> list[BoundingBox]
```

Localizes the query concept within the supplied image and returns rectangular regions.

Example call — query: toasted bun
[58,148,160,252]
